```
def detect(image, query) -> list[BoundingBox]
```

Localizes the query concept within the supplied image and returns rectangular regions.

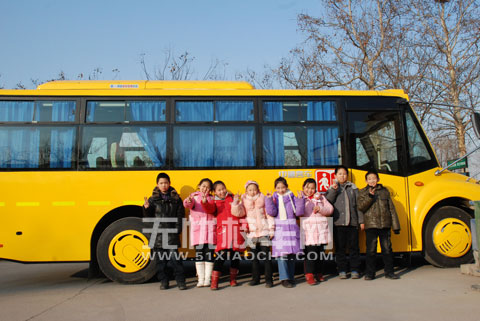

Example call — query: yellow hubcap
[108,230,151,273]
[433,218,471,258]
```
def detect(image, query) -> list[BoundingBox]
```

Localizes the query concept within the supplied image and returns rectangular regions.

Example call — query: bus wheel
[424,206,473,267]
[96,217,157,284]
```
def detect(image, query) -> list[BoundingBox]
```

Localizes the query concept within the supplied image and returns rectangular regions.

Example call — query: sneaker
[364,275,375,281]
[265,280,273,288]
[160,280,169,290]
[249,280,260,286]
[177,281,187,290]
[385,273,400,280]
[351,271,360,279]
[281,280,293,288]
[339,272,347,279]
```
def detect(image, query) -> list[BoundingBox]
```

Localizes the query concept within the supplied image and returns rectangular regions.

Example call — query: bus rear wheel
[423,206,473,268]
[96,217,157,284]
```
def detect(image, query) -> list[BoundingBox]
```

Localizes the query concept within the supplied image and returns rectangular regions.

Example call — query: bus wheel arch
[422,199,473,268]
[90,206,157,283]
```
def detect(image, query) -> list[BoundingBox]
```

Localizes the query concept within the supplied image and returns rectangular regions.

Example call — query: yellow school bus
[0,80,478,283]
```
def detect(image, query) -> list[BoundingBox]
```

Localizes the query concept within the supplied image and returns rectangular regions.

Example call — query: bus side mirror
[473,112,480,139]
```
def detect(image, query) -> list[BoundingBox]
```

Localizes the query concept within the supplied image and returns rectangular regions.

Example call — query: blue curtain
[307,126,339,165]
[307,101,336,121]
[216,101,254,121]
[263,128,285,166]
[214,127,255,166]
[129,101,165,121]
[0,127,39,168]
[174,127,214,167]
[51,101,76,122]
[176,101,213,121]
[86,102,99,122]
[263,102,283,121]
[50,128,75,168]
[137,128,166,167]
[0,101,35,122]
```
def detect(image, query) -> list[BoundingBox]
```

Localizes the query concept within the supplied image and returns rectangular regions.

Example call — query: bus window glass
[0,101,35,122]
[126,101,166,122]
[263,101,336,122]
[348,111,402,175]
[176,101,214,122]
[173,126,255,167]
[215,101,254,121]
[0,126,75,168]
[87,102,125,122]
[263,126,339,167]
[36,101,76,122]
[80,126,166,169]
[406,112,432,165]
[306,101,337,121]
[0,101,75,122]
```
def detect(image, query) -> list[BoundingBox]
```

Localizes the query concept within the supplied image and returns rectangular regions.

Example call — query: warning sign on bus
[315,169,335,193]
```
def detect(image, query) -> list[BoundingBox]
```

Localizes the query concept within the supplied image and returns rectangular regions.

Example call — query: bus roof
[0,80,409,99]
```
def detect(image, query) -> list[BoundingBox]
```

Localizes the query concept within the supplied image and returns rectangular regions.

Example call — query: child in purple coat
[265,177,305,288]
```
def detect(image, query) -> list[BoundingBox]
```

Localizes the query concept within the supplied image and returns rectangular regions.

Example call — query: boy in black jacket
[143,172,186,290]
[357,170,400,280]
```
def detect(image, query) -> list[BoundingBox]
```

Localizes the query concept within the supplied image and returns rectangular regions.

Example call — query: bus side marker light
[415,181,424,186]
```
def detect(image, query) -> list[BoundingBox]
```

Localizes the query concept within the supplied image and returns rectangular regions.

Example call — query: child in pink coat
[184,178,216,287]
[241,180,275,288]
[301,178,333,285]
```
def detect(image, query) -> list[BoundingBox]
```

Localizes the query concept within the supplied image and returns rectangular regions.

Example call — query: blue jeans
[277,254,295,281]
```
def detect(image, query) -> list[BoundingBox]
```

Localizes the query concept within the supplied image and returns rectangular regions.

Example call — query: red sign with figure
[315,169,335,193]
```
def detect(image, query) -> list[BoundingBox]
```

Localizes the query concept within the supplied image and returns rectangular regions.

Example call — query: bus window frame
[345,97,408,177]
[258,96,344,169]
[0,96,81,172]
[402,105,439,175]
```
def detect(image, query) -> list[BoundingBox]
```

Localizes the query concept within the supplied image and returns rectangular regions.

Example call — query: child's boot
[305,273,317,285]
[250,260,260,286]
[195,262,205,287]
[210,270,221,290]
[316,273,325,282]
[229,267,239,287]
[204,262,214,287]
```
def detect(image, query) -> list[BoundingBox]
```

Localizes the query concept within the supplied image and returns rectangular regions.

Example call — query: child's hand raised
[297,190,303,198]
[233,193,240,203]
[143,196,150,209]
[266,191,273,198]
[201,193,208,203]
[369,187,376,195]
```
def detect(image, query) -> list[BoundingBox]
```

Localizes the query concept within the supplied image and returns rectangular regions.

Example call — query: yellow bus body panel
[351,169,411,253]
[407,168,480,251]
[0,169,320,262]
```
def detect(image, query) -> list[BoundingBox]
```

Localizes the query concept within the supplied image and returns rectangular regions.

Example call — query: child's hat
[245,180,259,189]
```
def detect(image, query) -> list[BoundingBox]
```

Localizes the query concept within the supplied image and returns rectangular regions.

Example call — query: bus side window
[86,137,108,168]
[110,142,125,168]
[348,111,403,175]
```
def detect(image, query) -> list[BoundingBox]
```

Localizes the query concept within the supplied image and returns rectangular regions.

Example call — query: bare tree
[140,49,229,81]
[407,0,480,157]
[272,0,405,90]
[269,0,480,162]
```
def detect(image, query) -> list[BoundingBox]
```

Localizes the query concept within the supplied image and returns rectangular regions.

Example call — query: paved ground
[1,256,479,321]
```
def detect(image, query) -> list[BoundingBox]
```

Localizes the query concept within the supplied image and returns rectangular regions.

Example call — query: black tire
[423,206,473,268]
[96,217,157,284]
